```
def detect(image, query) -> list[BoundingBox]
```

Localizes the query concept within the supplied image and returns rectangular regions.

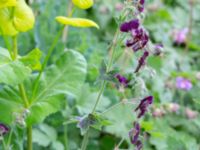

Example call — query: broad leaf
[0,49,87,126]
[20,48,42,71]
[0,47,31,86]
[26,49,87,125]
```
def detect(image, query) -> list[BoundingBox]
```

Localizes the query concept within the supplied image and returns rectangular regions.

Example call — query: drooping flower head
[129,122,140,144]
[0,0,35,36]
[176,77,192,91]
[0,123,9,136]
[56,17,99,29]
[135,96,153,118]
[115,74,129,87]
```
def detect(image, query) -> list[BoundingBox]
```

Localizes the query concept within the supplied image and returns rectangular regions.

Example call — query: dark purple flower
[120,19,140,32]
[0,123,9,136]
[135,140,143,150]
[176,77,192,91]
[126,28,149,52]
[137,0,145,12]
[129,122,140,144]
[135,96,153,118]
[135,51,149,73]
[115,74,129,87]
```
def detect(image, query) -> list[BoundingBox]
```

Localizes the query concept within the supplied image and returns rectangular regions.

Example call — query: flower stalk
[80,29,120,150]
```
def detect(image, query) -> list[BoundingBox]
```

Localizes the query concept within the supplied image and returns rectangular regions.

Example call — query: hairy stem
[80,30,120,150]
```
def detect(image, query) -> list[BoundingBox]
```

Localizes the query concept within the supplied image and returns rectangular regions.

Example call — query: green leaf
[27,50,87,125]
[0,86,23,124]
[0,50,87,126]
[76,84,110,114]
[0,47,31,86]
[20,48,42,71]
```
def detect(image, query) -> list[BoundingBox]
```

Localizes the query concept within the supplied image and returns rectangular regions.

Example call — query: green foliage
[0,47,31,86]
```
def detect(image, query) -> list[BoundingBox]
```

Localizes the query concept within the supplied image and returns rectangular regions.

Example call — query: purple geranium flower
[126,28,149,52]
[176,77,192,91]
[115,74,129,87]
[135,51,149,73]
[120,19,140,32]
[129,122,140,144]
[135,96,153,118]
[0,123,9,136]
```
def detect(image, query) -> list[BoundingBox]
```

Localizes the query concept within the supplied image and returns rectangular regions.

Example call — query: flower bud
[185,108,198,119]
[72,0,93,9]
[168,103,180,113]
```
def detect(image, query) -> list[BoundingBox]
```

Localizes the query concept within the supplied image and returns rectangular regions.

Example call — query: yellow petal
[72,0,93,9]
[55,16,99,29]
[0,8,18,36]
[13,0,35,32]
[0,0,16,8]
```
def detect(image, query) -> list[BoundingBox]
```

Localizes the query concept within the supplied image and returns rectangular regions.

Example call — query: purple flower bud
[173,28,188,45]
[135,140,143,150]
[137,0,145,12]
[185,108,198,119]
[135,51,149,73]
[115,74,129,87]
[135,96,153,118]
[129,122,140,144]
[120,19,140,32]
[0,123,9,136]
[154,43,163,56]
[176,77,192,91]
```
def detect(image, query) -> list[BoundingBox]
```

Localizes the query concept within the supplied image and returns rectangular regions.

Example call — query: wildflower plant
[0,0,165,149]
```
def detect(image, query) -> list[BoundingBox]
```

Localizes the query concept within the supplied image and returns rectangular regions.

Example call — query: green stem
[18,84,29,108]
[12,35,18,60]
[32,26,65,99]
[185,0,194,52]
[27,126,32,150]
[11,35,32,150]
[80,131,89,150]
[64,121,69,150]
[80,30,120,150]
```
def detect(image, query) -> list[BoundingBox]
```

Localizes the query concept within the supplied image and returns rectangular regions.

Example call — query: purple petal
[120,19,140,32]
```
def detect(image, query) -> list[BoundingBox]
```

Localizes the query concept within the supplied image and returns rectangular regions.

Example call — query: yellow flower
[0,0,16,8]
[55,16,99,29]
[13,0,35,32]
[0,0,35,36]
[0,9,18,36]
[72,0,93,9]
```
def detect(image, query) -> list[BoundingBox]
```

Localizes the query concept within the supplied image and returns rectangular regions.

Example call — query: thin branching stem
[80,29,120,150]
